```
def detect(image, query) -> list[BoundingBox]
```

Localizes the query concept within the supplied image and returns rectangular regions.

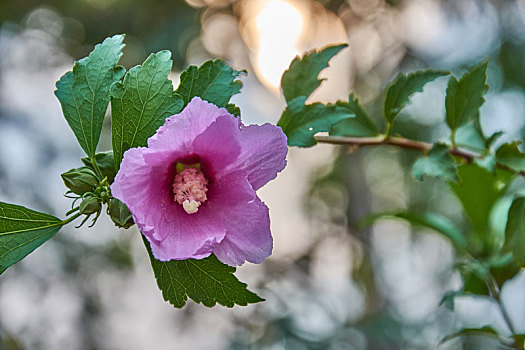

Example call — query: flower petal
[148,213,226,261]
[192,115,241,178]
[227,123,288,190]
[111,146,226,261]
[147,97,231,153]
[212,196,272,266]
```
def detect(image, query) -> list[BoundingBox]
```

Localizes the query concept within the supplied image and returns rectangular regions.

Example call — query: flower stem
[314,135,525,176]
[61,211,83,226]
[384,122,394,139]
[487,275,522,349]
[91,156,104,180]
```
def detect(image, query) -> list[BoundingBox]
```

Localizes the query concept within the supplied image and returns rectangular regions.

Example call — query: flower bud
[61,167,99,195]
[108,198,134,228]
[79,196,101,215]
[81,151,116,183]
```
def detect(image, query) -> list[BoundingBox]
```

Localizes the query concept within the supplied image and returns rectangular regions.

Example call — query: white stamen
[183,199,200,214]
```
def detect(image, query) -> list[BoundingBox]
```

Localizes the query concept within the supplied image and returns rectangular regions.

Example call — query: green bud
[108,198,134,228]
[81,151,116,183]
[61,167,99,195]
[79,196,101,215]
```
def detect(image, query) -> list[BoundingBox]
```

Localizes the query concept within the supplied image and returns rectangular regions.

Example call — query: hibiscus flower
[111,97,288,266]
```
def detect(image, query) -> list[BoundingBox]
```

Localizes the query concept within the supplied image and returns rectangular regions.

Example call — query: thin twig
[314,135,477,162]
[315,135,525,178]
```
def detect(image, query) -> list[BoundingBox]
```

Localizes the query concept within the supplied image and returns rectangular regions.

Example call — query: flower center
[172,166,208,214]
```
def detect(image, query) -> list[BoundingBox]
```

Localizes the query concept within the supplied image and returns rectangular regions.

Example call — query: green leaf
[226,103,241,117]
[281,44,347,102]
[143,237,263,308]
[489,253,521,288]
[440,326,503,345]
[455,119,487,153]
[175,60,244,108]
[496,142,525,173]
[55,34,125,158]
[503,197,525,266]
[111,51,184,170]
[412,142,459,182]
[457,260,491,296]
[446,60,489,133]
[450,164,513,238]
[362,211,467,251]
[440,290,463,310]
[474,153,496,173]
[277,96,354,147]
[81,151,116,183]
[329,94,379,137]
[384,69,449,123]
[0,202,63,275]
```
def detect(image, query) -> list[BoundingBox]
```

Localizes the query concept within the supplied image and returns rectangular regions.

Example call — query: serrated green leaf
[55,34,125,158]
[111,51,184,170]
[496,142,525,173]
[0,202,63,275]
[446,60,489,133]
[281,44,347,102]
[329,94,379,137]
[175,60,244,108]
[503,197,525,266]
[143,237,263,308]
[81,151,116,183]
[450,164,514,239]
[277,96,354,147]
[384,69,449,123]
[226,103,241,117]
[362,211,467,251]
[412,142,458,182]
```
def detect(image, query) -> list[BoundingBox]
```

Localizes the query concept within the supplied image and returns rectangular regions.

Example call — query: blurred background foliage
[2,0,525,349]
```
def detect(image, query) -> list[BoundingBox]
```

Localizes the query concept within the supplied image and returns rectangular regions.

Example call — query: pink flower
[111,97,288,266]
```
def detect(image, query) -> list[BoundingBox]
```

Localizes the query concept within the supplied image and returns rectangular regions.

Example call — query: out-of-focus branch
[314,135,477,162]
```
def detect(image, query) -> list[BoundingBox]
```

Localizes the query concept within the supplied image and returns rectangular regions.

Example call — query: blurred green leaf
[111,51,183,170]
[441,326,504,345]
[384,69,448,123]
[412,143,458,182]
[446,60,489,135]
[474,153,496,173]
[496,142,525,173]
[281,44,347,102]
[0,202,63,275]
[81,151,116,183]
[490,255,521,288]
[457,260,491,296]
[362,211,467,251]
[330,93,379,137]
[175,60,244,108]
[55,34,125,158]
[503,197,525,266]
[455,119,487,153]
[143,237,263,308]
[450,164,513,239]
[278,97,354,147]
[440,290,460,310]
